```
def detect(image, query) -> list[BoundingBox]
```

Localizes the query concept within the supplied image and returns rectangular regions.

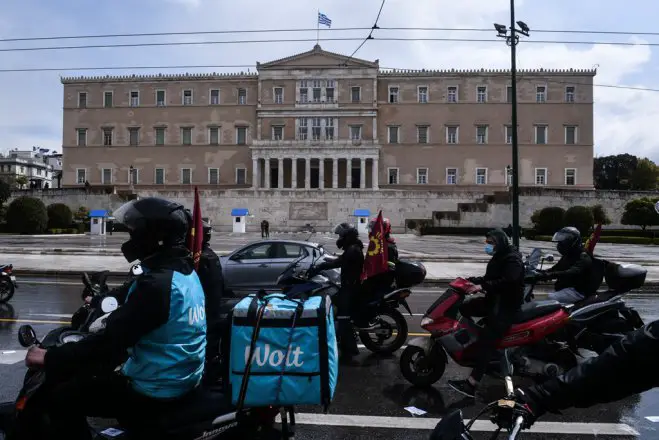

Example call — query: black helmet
[202,220,212,244]
[334,222,358,249]
[552,226,582,256]
[114,197,189,262]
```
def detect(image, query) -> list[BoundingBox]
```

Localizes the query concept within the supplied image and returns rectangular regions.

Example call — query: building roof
[379,67,597,77]
[257,44,379,69]
[60,71,258,84]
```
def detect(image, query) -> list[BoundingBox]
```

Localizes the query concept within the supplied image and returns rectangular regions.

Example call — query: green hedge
[526,228,658,239]
[534,235,658,245]
[419,226,494,236]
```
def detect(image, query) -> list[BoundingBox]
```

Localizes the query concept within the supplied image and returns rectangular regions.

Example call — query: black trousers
[336,286,359,356]
[460,297,517,381]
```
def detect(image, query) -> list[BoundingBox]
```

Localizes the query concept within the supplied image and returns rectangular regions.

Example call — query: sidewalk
[3,252,659,284]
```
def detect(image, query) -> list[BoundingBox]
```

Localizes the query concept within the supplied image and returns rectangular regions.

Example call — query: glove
[306,267,320,278]
[514,388,544,429]
[467,276,483,284]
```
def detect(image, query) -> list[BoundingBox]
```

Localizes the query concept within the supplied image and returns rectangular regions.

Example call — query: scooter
[0,264,17,304]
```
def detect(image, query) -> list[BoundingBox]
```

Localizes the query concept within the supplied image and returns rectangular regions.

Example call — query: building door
[351,167,361,188]
[271,166,278,188]
[310,167,320,188]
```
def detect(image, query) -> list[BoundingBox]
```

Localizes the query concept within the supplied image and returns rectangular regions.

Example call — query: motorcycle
[0,264,17,304]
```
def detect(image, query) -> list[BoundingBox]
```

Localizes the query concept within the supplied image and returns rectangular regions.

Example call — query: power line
[345,0,386,62]
[1,36,658,53]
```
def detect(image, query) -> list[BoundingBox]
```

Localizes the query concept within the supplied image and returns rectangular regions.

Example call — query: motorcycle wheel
[0,279,15,304]
[400,346,446,387]
[358,308,408,354]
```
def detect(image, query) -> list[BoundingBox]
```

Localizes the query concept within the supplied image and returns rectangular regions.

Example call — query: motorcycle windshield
[526,248,542,269]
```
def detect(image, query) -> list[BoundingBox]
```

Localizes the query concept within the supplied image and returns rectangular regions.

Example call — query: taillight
[15,396,27,411]
[4,266,12,274]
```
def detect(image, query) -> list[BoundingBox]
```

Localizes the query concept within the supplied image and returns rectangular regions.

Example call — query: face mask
[336,238,344,249]
[484,244,495,255]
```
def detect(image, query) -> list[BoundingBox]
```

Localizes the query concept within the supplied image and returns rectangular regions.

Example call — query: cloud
[0,0,657,161]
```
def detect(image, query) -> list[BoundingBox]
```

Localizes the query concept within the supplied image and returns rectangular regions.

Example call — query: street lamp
[129,165,134,190]
[494,0,530,249]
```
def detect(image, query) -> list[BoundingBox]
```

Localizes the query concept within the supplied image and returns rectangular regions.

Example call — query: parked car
[220,239,332,296]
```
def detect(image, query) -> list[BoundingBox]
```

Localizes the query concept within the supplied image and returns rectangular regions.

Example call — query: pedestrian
[264,220,270,238]
[260,220,267,238]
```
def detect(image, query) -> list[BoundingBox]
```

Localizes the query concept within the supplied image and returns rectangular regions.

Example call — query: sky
[0,0,658,162]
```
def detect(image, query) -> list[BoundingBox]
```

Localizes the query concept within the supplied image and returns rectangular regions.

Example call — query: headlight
[420,317,434,327]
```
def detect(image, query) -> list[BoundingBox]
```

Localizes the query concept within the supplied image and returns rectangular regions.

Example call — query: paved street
[1,281,658,438]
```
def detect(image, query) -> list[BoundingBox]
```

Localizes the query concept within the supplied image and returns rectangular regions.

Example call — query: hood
[486,228,512,255]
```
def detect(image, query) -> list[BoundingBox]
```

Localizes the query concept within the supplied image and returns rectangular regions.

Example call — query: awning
[353,209,370,217]
[89,209,108,217]
[231,208,249,216]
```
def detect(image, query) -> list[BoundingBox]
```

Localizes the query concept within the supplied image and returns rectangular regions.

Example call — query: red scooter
[400,277,579,387]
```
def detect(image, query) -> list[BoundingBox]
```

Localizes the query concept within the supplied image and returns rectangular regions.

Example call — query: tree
[621,197,659,230]
[629,158,659,191]
[73,206,89,222]
[47,203,73,229]
[14,176,28,189]
[0,180,11,207]
[593,154,639,190]
[590,204,611,225]
[564,206,595,236]
[6,196,48,234]
[531,207,566,235]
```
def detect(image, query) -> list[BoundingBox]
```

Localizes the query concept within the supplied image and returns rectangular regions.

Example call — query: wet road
[1,282,659,439]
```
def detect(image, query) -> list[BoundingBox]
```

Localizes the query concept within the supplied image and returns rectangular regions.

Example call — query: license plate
[10,276,16,282]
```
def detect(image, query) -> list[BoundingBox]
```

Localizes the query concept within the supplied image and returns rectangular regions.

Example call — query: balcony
[252,139,378,147]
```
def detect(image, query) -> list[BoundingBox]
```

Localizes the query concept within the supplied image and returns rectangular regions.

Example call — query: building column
[264,158,271,189]
[278,158,284,189]
[332,158,338,188]
[291,158,297,189]
[252,157,259,189]
[346,158,352,189]
[319,158,325,190]
[360,158,366,189]
[305,157,311,189]
[372,157,379,190]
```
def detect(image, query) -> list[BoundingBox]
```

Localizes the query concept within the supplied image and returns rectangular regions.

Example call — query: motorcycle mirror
[82,272,92,289]
[100,296,119,314]
[18,325,38,347]
[545,254,555,262]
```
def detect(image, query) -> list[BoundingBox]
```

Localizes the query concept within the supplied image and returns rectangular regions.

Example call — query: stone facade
[11,188,652,233]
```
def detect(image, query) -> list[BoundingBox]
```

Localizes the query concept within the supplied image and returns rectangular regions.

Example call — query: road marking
[0,349,26,365]
[286,413,639,436]
[0,318,70,325]
[646,416,659,422]
[28,313,73,318]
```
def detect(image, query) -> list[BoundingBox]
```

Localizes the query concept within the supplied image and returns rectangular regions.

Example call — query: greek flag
[318,12,332,27]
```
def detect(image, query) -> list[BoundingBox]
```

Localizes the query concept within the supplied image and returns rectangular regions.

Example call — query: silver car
[220,239,332,296]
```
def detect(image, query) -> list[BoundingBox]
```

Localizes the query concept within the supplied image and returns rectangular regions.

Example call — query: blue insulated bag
[229,293,338,408]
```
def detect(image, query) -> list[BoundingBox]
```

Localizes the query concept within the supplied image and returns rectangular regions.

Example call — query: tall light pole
[494,0,529,249]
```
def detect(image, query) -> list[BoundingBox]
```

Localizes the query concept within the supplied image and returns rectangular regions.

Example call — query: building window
[351,86,361,102]
[154,168,165,185]
[446,168,457,185]
[78,92,87,108]
[299,80,309,103]
[506,86,513,103]
[236,127,247,145]
[181,127,192,145]
[311,118,322,140]
[536,86,546,103]
[209,127,220,145]
[388,86,399,103]
[238,88,247,105]
[272,125,283,141]
[388,126,399,144]
[76,128,87,146]
[476,125,488,144]
[102,128,113,146]
[476,168,488,185]
[535,125,548,144]
[128,128,140,146]
[447,86,458,103]
[181,168,192,184]
[418,86,428,103]
[565,86,575,103]
[130,91,139,107]
[154,90,165,107]
[417,126,429,144]
[274,87,283,104]
[535,168,547,185]
[417,168,428,184]
[325,118,335,140]
[236,168,247,185]
[129,168,139,185]
[76,168,86,184]
[565,168,576,186]
[297,118,308,140]
[183,89,193,105]
[565,126,577,144]
[325,80,335,102]
[446,126,459,144]
[208,168,219,185]
[103,91,113,108]
[312,80,322,102]
[477,86,487,103]
[155,127,166,145]
[505,125,513,144]
[350,125,362,140]
[210,89,220,105]
[388,168,399,184]
[101,168,112,184]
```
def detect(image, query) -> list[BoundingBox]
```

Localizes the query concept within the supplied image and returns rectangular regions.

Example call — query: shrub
[564,205,595,237]
[6,196,47,234]
[47,203,73,229]
[73,206,89,222]
[590,204,612,225]
[530,207,566,235]
[621,197,659,231]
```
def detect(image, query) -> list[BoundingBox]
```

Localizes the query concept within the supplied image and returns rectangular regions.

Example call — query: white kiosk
[353,209,370,235]
[231,208,249,233]
[89,209,108,236]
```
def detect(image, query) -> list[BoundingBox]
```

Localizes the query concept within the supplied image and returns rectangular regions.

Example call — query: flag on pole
[318,12,332,27]
[186,186,204,270]
[585,223,602,255]
[361,210,389,281]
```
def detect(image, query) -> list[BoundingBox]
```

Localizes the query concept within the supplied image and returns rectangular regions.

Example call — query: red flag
[186,186,204,270]
[361,210,389,281]
[585,223,602,254]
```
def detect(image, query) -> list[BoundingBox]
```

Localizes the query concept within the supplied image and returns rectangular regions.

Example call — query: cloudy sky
[0,0,657,161]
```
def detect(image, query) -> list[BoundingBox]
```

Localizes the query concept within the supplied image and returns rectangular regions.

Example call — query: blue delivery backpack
[229,292,339,409]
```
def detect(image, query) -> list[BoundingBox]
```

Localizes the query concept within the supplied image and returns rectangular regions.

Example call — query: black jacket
[313,241,365,287]
[44,247,197,377]
[541,249,599,296]
[524,319,659,417]
[197,244,226,355]
[387,239,399,264]
[470,229,524,310]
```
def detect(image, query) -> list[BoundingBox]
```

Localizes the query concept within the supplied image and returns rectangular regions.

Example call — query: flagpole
[316,9,320,44]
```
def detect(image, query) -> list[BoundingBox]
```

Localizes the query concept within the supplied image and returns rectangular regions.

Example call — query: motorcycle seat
[512,300,563,324]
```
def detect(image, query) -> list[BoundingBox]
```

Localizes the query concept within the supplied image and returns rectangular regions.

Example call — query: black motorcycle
[0,264,17,304]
